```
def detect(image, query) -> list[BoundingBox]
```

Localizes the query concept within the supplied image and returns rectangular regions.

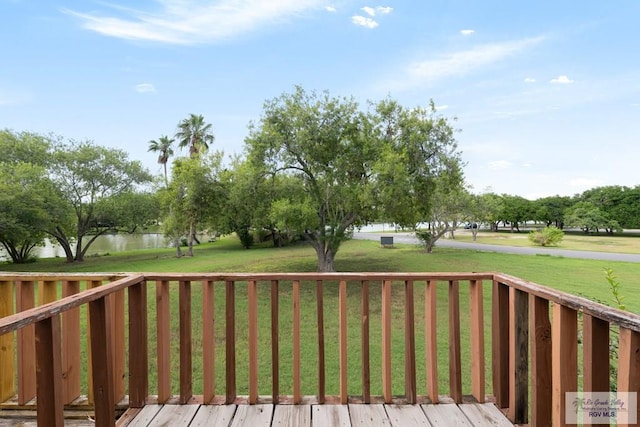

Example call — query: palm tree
[175,114,214,158]
[148,135,175,186]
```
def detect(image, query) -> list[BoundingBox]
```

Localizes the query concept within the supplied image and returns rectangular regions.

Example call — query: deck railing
[0,272,639,426]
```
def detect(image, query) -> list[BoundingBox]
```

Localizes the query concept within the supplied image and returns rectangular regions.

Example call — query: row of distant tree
[2,87,638,269]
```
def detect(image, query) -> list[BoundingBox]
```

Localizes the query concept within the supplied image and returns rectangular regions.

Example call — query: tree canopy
[245,87,464,271]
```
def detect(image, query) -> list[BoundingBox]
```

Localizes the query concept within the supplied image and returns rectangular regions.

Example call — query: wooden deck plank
[458,403,513,427]
[348,404,391,426]
[272,405,311,426]
[312,404,350,427]
[125,405,163,426]
[422,404,473,426]
[230,404,274,427]
[148,404,199,426]
[190,405,237,426]
[385,404,431,426]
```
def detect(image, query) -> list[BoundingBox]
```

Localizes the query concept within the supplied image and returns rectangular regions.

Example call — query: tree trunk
[186,218,195,256]
[313,244,336,272]
[74,237,84,262]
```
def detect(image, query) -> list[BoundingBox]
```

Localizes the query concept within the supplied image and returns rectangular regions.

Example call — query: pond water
[0,233,170,261]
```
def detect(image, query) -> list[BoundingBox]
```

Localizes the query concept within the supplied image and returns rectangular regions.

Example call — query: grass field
[454,228,640,254]
[2,236,638,398]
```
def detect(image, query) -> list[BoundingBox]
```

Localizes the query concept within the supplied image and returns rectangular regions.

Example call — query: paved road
[353,232,640,263]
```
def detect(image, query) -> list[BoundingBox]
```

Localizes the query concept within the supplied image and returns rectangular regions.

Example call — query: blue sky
[2,0,639,200]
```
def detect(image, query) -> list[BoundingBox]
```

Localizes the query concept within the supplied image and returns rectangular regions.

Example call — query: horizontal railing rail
[0,272,638,427]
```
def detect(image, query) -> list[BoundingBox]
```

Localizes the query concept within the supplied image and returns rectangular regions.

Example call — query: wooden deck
[115,402,514,427]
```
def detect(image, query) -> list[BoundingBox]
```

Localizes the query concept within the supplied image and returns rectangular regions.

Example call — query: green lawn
[2,237,638,398]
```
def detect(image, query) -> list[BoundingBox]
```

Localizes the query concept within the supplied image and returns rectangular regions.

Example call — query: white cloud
[488,160,512,170]
[434,104,449,111]
[460,29,475,36]
[361,6,376,16]
[524,77,536,83]
[352,15,378,28]
[361,6,392,16]
[63,0,326,45]
[325,5,336,12]
[392,36,544,89]
[550,75,574,84]
[135,83,156,93]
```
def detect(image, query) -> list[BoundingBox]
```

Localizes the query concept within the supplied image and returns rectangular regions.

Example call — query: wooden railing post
[179,280,192,404]
[469,279,485,403]
[530,295,552,426]
[404,280,417,404]
[225,280,236,404]
[448,280,462,403]
[17,280,36,405]
[361,280,370,403]
[617,328,640,426]
[156,280,171,403]
[292,280,301,404]
[128,280,148,408]
[552,304,577,427]
[316,279,325,404]
[35,315,64,427]
[248,280,259,404]
[203,280,215,403]
[508,287,529,424]
[89,296,115,427]
[425,280,438,403]
[271,280,280,403]
[381,280,392,403]
[492,280,509,409]
[339,280,348,404]
[0,280,14,402]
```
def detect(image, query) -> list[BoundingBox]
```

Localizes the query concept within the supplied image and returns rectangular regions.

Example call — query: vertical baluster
[156,280,171,403]
[404,280,416,404]
[316,280,325,404]
[17,280,36,405]
[339,280,348,404]
[469,279,485,403]
[271,280,280,403]
[582,314,609,392]
[225,280,236,404]
[62,280,80,404]
[128,280,148,408]
[530,295,552,426]
[248,280,259,404]
[0,280,14,402]
[179,280,192,403]
[425,280,438,403]
[292,280,301,404]
[111,289,126,403]
[203,279,215,403]
[361,280,370,403]
[448,280,462,403]
[87,280,103,405]
[492,280,509,408]
[552,304,577,427]
[382,279,392,403]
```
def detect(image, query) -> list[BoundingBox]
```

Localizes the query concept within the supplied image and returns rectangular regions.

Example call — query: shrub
[528,226,564,246]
